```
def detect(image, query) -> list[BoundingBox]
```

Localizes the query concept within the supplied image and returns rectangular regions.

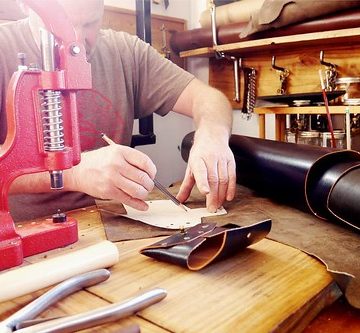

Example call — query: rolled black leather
[170,8,360,53]
[328,167,360,229]
[140,219,271,270]
[305,152,360,220]
[181,132,360,229]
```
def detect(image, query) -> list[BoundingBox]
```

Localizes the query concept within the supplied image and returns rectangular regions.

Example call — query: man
[0,0,236,221]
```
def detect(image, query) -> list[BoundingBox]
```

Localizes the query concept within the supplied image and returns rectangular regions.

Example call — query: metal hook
[320,50,337,91]
[271,56,287,73]
[319,50,336,68]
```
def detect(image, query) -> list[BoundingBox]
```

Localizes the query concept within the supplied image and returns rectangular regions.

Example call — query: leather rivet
[247,232,252,239]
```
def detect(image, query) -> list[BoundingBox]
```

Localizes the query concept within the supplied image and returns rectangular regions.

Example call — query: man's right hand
[69,144,157,210]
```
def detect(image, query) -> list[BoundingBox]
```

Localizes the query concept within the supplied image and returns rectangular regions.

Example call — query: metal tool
[160,24,171,59]
[152,179,188,212]
[320,50,337,91]
[101,133,188,212]
[0,0,92,270]
[0,269,167,333]
[271,55,289,95]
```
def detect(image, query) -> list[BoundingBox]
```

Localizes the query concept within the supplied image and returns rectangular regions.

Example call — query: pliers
[0,269,166,332]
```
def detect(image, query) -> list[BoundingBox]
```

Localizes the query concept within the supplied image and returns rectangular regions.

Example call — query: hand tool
[0,241,119,303]
[101,133,188,212]
[0,269,167,333]
[152,179,188,212]
[0,0,92,270]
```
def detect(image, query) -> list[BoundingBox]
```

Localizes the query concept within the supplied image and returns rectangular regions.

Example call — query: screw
[70,45,81,55]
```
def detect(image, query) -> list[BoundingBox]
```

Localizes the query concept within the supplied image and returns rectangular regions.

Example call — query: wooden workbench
[1,188,360,333]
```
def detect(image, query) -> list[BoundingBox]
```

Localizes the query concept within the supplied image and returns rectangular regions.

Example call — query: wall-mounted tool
[240,58,257,119]
[319,50,337,91]
[271,56,289,95]
[160,24,171,59]
[209,2,256,117]
[0,0,92,270]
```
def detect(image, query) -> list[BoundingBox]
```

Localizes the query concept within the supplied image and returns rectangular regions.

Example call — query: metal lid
[343,98,360,106]
[299,131,320,138]
[320,131,345,139]
[336,77,360,84]
[292,99,311,107]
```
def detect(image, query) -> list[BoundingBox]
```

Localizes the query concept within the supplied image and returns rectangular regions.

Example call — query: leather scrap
[96,194,177,241]
[140,219,271,270]
[241,0,360,38]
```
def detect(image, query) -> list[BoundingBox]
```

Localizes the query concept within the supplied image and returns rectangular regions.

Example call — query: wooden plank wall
[103,6,187,69]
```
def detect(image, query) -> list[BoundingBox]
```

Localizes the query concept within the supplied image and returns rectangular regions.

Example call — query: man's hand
[176,129,236,212]
[70,144,156,210]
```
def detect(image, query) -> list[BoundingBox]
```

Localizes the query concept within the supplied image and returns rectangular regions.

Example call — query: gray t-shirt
[0,19,194,221]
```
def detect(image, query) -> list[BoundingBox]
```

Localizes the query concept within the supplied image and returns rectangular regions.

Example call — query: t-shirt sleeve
[126,33,194,118]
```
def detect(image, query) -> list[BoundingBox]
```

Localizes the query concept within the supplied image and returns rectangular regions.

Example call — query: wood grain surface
[0,186,351,333]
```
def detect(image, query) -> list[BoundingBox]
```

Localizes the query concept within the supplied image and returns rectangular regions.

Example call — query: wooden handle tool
[0,240,119,302]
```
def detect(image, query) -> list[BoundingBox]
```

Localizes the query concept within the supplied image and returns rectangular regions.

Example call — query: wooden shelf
[180,27,360,58]
[255,105,360,115]
[180,47,214,58]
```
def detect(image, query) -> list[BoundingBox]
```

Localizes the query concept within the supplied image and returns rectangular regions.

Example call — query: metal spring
[243,68,257,119]
[40,90,64,151]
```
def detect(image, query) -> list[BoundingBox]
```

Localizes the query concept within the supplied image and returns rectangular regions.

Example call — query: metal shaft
[40,28,65,189]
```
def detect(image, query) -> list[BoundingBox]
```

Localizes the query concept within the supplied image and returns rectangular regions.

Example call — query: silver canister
[320,131,346,149]
[298,131,321,146]
[335,77,360,105]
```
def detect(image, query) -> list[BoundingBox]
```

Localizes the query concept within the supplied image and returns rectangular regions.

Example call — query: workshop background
[104,0,271,186]
[0,0,272,186]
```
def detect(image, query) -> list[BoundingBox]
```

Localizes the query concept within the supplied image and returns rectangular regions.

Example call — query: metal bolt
[52,209,67,223]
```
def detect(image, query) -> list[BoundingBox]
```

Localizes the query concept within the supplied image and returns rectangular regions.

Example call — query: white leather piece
[122,200,227,229]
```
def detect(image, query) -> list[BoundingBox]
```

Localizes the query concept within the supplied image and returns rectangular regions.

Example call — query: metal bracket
[209,2,241,102]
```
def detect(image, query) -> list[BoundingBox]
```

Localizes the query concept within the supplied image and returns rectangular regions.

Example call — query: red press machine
[0,0,91,270]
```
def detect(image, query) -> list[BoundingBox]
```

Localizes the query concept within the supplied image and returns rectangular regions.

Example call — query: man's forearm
[192,86,232,142]
[173,78,233,141]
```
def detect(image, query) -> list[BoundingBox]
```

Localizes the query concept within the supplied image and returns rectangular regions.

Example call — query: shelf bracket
[210,2,241,103]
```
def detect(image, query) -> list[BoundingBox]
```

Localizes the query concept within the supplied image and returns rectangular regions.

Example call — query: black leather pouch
[140,219,271,271]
